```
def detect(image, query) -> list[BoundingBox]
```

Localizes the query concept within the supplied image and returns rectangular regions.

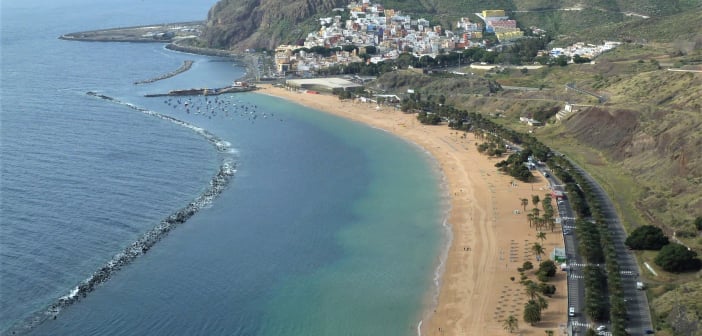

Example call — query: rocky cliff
[202,0,345,51]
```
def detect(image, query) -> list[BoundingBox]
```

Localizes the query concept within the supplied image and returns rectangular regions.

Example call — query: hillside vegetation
[202,0,702,51]
[371,70,501,96]
[202,0,345,50]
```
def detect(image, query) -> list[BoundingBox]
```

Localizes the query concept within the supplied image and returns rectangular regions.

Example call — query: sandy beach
[257,84,568,336]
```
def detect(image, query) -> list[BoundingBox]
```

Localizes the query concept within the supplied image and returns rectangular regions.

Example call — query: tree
[527,213,535,228]
[522,261,534,271]
[532,242,545,262]
[503,315,519,333]
[538,260,557,277]
[525,280,539,300]
[521,198,529,211]
[536,231,547,243]
[695,216,702,231]
[654,243,702,272]
[572,54,591,64]
[523,300,542,325]
[537,295,549,311]
[625,225,669,250]
[532,195,540,208]
[539,282,556,296]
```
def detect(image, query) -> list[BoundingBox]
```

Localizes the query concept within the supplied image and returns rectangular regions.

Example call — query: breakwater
[144,85,257,97]
[134,60,193,84]
[5,92,236,335]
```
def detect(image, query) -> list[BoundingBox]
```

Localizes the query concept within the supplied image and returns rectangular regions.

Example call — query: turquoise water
[1,1,447,335]
[255,99,448,336]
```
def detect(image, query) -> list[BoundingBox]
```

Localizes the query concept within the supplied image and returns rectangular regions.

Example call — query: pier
[144,84,258,97]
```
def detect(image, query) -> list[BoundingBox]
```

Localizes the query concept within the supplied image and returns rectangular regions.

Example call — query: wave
[417,150,453,336]
[3,93,237,335]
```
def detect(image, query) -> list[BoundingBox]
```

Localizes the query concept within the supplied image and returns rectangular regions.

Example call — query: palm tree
[520,198,529,212]
[538,216,546,230]
[525,281,539,300]
[531,195,540,208]
[548,217,556,232]
[527,213,535,228]
[532,242,545,262]
[537,295,549,311]
[523,300,542,325]
[502,315,518,333]
[532,209,541,231]
[536,231,547,243]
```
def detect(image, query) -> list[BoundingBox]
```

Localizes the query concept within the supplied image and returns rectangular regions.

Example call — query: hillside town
[273,1,525,74]
[273,0,618,75]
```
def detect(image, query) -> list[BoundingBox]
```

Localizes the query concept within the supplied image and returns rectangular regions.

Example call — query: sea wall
[134,60,194,84]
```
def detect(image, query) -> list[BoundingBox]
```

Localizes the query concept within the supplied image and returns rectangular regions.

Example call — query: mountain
[202,0,346,51]
[202,0,702,50]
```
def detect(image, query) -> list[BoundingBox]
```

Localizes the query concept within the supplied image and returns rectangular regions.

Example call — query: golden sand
[257,85,568,335]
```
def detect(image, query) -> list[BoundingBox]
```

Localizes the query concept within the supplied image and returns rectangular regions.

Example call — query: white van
[568,307,575,317]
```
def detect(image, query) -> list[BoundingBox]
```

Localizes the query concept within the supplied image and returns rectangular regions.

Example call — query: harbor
[144,82,258,97]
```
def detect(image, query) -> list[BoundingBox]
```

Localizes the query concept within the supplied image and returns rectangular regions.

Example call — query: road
[540,170,590,335]
[489,131,652,335]
[540,155,653,335]
[565,161,653,336]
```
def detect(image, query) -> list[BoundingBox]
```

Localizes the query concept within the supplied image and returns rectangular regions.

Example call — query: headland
[257,84,568,336]
[59,21,204,43]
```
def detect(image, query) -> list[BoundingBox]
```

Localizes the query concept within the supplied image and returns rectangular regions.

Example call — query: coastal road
[565,161,653,336]
[541,170,590,335]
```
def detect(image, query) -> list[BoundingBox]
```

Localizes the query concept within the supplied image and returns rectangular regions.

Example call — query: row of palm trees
[548,156,628,335]
[521,194,558,233]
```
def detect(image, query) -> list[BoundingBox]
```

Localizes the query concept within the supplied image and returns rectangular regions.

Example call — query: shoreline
[256,85,568,335]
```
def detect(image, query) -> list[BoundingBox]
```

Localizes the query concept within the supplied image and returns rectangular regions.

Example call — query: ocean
[0,1,447,335]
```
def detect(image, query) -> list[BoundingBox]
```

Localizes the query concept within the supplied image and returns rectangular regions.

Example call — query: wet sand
[257,85,568,335]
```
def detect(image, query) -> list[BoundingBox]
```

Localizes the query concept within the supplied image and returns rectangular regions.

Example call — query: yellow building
[496,30,524,42]
[482,9,506,18]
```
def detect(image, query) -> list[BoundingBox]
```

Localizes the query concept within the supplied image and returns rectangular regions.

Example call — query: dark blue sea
[0,1,447,335]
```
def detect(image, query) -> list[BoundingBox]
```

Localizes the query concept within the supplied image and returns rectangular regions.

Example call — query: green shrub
[654,243,702,272]
[539,282,556,296]
[625,225,669,250]
[522,261,534,271]
[538,260,557,277]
